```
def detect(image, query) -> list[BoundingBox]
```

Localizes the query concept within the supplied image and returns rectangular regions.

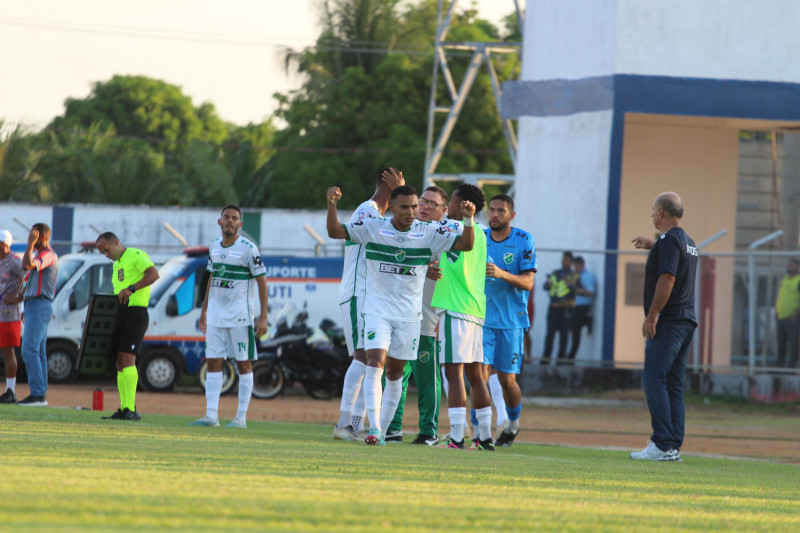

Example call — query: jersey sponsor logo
[118,268,125,281]
[523,250,533,260]
[356,209,367,221]
[230,251,242,257]
[380,229,397,236]
[211,279,236,289]
[379,263,417,276]
[686,244,698,256]
[436,221,459,234]
[503,252,515,264]
[409,233,424,239]
[212,249,220,255]
[351,220,364,226]
[253,255,263,265]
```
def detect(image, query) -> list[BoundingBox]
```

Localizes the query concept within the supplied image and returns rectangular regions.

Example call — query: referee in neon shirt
[96,232,159,421]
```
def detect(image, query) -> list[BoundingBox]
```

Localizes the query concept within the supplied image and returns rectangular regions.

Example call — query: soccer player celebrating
[326,181,475,445]
[191,205,268,429]
[483,194,536,447]
[334,168,405,442]
[96,232,159,420]
[430,183,493,450]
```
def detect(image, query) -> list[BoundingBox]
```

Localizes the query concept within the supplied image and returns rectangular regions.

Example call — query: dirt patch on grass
[21,383,800,462]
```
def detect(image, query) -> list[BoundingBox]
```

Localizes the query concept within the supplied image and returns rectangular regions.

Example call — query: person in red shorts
[0,230,25,403]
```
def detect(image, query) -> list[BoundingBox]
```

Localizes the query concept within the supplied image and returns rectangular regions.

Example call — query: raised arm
[453,200,476,252]
[326,186,347,240]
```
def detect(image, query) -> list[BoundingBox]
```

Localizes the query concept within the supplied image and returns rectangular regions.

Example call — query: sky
[0,0,522,131]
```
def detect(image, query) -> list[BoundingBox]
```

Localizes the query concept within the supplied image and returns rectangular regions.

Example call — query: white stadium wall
[504,0,800,364]
[0,204,347,258]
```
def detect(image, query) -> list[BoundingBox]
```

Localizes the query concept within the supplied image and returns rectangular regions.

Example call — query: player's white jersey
[206,236,266,328]
[338,199,381,304]
[344,218,461,322]
[419,277,438,336]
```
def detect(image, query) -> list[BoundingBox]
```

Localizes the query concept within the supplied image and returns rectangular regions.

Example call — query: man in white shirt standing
[191,205,268,429]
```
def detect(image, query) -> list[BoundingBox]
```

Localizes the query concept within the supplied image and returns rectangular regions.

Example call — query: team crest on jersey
[117,268,125,281]
[418,351,430,363]
[503,252,514,264]
[367,330,376,340]
[395,250,407,262]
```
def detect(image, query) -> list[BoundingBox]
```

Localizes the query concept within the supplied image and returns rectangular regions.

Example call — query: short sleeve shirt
[0,254,24,322]
[344,218,460,322]
[339,200,381,304]
[484,227,537,329]
[206,236,266,327]
[112,247,155,307]
[644,227,698,325]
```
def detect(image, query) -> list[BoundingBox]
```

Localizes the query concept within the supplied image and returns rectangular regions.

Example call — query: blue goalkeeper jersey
[484,227,537,329]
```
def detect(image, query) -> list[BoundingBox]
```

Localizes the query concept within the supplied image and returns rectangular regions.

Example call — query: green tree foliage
[0,121,45,201]
[259,0,519,209]
[2,77,275,206]
[50,75,227,150]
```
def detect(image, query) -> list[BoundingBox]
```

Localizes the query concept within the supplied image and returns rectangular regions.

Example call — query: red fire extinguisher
[92,387,104,411]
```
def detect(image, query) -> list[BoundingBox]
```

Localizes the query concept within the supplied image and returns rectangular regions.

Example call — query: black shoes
[495,428,519,448]
[102,407,141,421]
[0,389,17,404]
[17,395,47,407]
[410,434,439,446]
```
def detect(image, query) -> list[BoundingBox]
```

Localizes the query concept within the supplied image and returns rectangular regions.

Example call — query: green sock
[117,371,127,410]
[122,366,138,411]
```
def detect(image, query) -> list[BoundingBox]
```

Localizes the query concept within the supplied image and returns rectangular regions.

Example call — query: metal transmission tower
[423,0,524,193]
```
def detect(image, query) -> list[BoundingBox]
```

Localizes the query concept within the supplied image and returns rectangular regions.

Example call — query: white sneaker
[333,425,360,441]
[630,441,676,461]
[189,416,220,427]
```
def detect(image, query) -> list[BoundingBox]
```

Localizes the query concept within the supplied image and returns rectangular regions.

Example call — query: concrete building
[502,0,800,367]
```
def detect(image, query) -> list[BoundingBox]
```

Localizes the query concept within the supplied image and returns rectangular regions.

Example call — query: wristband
[463,217,474,227]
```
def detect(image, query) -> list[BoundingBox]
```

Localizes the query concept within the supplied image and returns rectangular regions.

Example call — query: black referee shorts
[114,306,149,356]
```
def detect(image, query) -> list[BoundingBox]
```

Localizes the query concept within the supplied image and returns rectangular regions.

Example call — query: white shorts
[205,325,256,361]
[437,313,483,365]
[363,314,421,361]
[339,297,365,355]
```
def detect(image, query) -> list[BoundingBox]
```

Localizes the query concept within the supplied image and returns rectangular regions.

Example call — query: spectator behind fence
[541,251,577,364]
[567,256,596,362]
[775,258,800,369]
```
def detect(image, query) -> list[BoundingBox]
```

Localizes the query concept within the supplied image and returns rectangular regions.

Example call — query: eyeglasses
[419,198,446,208]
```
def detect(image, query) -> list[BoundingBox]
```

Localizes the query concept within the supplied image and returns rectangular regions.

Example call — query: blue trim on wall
[615,74,800,121]
[602,104,627,362]
[51,206,74,257]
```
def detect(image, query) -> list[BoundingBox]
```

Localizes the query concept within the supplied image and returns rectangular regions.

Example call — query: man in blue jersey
[630,192,697,462]
[483,194,536,447]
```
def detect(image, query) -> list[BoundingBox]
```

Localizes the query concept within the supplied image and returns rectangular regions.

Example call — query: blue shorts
[483,327,525,374]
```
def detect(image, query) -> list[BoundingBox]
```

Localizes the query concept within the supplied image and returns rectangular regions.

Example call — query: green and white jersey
[206,236,266,328]
[339,199,381,304]
[344,218,461,322]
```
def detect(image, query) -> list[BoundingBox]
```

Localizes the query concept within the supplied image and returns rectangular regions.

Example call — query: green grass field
[1,407,798,532]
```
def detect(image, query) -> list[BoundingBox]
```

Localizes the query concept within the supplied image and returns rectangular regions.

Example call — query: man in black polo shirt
[630,192,698,462]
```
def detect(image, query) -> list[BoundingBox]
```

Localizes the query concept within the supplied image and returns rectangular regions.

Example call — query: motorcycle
[252,302,350,400]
